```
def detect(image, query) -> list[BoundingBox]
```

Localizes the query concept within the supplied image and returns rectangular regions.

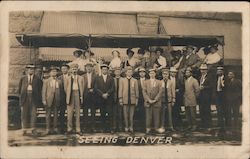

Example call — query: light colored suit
[118,77,139,105]
[143,79,162,130]
[184,76,200,106]
[64,75,84,132]
[42,77,63,107]
[65,75,84,105]
[42,77,63,132]
[143,79,162,107]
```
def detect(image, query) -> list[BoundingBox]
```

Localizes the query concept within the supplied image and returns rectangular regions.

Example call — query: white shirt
[170,76,176,90]
[63,74,68,81]
[102,74,107,83]
[109,57,122,69]
[217,75,224,91]
[140,77,146,87]
[200,73,207,87]
[68,58,85,71]
[87,73,92,88]
[27,74,34,90]
[204,52,221,64]
[150,78,156,87]
[72,75,79,90]
[156,56,167,69]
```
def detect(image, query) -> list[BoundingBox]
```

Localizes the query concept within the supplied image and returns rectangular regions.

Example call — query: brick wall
[9,11,43,95]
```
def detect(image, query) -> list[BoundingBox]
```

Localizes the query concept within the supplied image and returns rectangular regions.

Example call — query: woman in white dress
[109,50,122,70]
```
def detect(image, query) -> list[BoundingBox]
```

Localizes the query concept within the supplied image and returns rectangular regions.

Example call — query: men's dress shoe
[65,131,73,135]
[23,130,28,136]
[76,131,83,136]
[169,127,176,132]
[191,126,197,131]
[158,127,165,133]
[125,128,129,133]
[187,126,192,130]
[146,129,151,134]
[31,130,39,137]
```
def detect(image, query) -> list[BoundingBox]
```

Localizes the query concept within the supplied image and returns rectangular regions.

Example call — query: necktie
[164,79,168,103]
[128,78,131,105]
[28,76,32,85]
[116,78,119,102]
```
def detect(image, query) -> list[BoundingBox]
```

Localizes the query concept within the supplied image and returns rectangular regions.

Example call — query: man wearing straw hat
[65,63,84,135]
[199,63,213,130]
[143,68,163,134]
[42,66,63,135]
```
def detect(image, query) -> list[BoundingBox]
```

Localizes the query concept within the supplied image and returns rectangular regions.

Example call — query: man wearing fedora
[184,67,200,131]
[143,68,163,134]
[65,63,84,135]
[57,63,70,133]
[94,64,114,133]
[42,66,63,135]
[119,66,139,133]
[82,62,97,133]
[198,64,213,129]
[18,64,42,136]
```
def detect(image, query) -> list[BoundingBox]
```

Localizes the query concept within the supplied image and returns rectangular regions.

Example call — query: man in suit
[225,71,242,130]
[65,63,84,135]
[184,67,200,131]
[82,62,97,133]
[170,67,184,129]
[42,66,63,135]
[57,63,70,133]
[135,67,147,131]
[113,67,123,132]
[143,68,163,134]
[119,66,139,133]
[159,68,175,133]
[94,64,114,133]
[18,64,42,136]
[215,66,227,131]
[198,64,213,129]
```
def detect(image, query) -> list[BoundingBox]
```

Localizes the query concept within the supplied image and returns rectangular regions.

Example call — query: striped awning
[39,11,138,61]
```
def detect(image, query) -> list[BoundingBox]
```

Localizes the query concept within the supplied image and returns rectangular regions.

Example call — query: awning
[159,17,224,46]
[16,33,171,48]
[38,11,139,61]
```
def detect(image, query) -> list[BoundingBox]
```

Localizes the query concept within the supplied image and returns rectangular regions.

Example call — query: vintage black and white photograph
[1,1,249,159]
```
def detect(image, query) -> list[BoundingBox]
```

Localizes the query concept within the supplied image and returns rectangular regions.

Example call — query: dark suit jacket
[18,75,43,106]
[57,74,69,106]
[94,75,114,105]
[225,78,242,104]
[113,77,122,103]
[83,72,96,105]
[199,73,213,92]
[179,54,202,69]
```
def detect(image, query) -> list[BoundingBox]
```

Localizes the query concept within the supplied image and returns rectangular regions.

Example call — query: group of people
[18,45,242,136]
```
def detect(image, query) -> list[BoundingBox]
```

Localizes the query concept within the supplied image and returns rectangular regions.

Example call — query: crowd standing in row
[18,45,242,136]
